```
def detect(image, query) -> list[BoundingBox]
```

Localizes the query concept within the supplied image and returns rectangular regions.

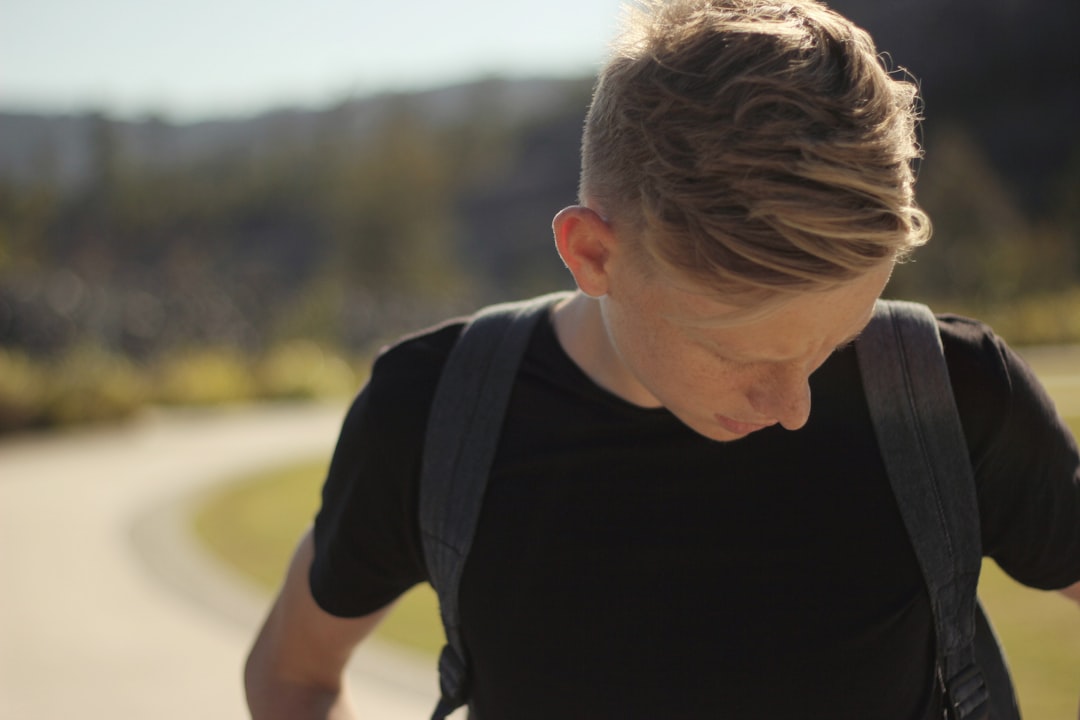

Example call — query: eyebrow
[716,328,865,365]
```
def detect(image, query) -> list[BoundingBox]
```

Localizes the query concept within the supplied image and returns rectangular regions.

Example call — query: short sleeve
[309,321,461,617]
[942,316,1080,590]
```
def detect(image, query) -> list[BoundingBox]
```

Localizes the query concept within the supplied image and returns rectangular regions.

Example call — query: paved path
[0,403,448,720]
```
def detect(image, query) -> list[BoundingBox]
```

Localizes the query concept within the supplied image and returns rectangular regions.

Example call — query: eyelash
[713,340,854,367]
[710,350,757,367]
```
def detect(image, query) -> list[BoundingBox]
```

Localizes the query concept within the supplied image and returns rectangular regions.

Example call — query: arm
[245,528,391,720]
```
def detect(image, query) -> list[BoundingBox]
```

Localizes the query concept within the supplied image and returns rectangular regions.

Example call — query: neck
[551,291,660,408]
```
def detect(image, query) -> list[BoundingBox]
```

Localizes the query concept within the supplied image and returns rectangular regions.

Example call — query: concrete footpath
[0,403,449,719]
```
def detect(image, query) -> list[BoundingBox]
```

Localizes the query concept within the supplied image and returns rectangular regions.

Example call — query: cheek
[690,363,742,402]
[618,322,694,397]
[603,302,754,409]
[608,305,667,368]
[658,346,748,405]
[628,331,678,386]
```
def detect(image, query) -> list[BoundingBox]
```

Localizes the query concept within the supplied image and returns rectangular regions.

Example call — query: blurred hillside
[1,0,1078,430]
[0,77,590,361]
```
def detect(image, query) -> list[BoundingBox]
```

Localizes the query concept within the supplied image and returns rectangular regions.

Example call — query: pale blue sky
[0,0,624,121]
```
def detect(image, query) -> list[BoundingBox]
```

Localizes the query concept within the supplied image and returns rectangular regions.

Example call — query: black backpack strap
[856,299,1019,720]
[419,291,572,720]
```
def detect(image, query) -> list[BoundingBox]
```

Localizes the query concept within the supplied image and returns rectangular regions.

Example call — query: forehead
[651,264,893,356]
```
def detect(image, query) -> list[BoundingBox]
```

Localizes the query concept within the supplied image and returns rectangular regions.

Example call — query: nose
[748,365,812,431]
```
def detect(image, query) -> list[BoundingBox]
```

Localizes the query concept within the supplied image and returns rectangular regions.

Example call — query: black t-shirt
[311,307,1080,720]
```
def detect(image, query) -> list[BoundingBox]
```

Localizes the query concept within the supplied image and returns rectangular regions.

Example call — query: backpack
[418,293,1020,720]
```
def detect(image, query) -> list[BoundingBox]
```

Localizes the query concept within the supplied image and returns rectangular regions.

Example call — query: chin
[702,427,758,443]
[676,414,760,443]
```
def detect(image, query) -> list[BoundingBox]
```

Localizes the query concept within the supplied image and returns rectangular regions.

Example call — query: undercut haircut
[580,0,930,302]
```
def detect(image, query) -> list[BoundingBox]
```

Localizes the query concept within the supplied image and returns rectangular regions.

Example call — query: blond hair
[580,0,930,300]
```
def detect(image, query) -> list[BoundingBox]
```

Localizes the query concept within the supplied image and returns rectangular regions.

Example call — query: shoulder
[372,318,465,383]
[936,313,1009,377]
[360,319,465,413]
[933,312,1026,454]
[934,312,1052,433]
[332,319,466,477]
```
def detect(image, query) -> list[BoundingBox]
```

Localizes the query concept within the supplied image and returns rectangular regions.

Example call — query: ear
[552,205,617,297]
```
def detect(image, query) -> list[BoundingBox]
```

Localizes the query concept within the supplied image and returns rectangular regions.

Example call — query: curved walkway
[0,403,445,719]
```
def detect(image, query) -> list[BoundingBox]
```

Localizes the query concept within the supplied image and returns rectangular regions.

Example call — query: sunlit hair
[580,0,930,302]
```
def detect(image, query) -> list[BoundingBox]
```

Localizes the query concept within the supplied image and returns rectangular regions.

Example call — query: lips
[714,414,774,436]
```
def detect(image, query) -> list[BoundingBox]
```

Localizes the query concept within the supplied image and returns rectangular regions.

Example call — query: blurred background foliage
[1,0,1078,434]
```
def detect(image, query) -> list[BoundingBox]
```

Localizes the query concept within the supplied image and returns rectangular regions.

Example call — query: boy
[245,1,1080,718]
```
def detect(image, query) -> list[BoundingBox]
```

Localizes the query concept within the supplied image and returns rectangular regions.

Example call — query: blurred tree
[891,124,1077,305]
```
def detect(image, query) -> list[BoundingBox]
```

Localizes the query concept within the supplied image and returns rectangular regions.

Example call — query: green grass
[195,420,1080,714]
[978,561,1080,719]
[192,458,445,656]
